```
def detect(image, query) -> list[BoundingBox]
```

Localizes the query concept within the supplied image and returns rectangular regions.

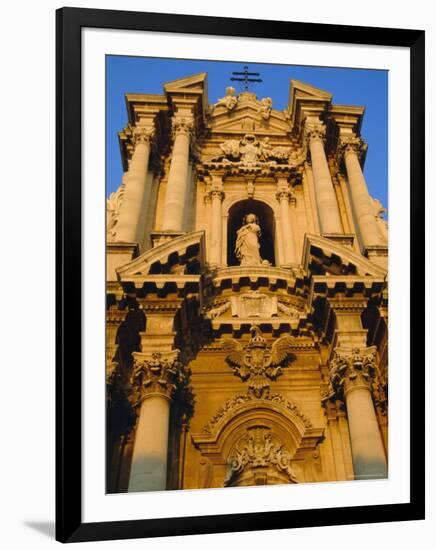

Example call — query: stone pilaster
[115,125,155,243]
[276,180,297,266]
[324,346,387,480]
[161,115,195,233]
[205,175,225,267]
[304,121,343,235]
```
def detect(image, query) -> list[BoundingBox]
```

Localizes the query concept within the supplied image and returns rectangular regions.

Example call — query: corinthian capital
[338,135,368,161]
[171,115,195,139]
[130,350,188,405]
[304,121,326,145]
[322,346,378,401]
[133,125,154,146]
[276,188,293,202]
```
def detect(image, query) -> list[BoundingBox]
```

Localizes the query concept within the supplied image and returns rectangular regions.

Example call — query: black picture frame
[56,6,425,543]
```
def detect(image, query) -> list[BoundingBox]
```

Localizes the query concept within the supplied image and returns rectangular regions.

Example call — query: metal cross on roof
[230,66,263,91]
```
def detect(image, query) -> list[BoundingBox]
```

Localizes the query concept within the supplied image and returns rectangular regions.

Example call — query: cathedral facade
[106,73,388,493]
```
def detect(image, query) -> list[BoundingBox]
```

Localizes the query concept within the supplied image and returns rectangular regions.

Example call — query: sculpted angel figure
[219,139,241,160]
[214,86,238,111]
[223,325,295,397]
[235,213,264,266]
[258,96,273,120]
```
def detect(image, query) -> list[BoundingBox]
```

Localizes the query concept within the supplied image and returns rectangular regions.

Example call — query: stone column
[161,115,194,232]
[206,174,224,266]
[305,122,343,235]
[326,346,387,480]
[116,126,154,243]
[128,350,187,492]
[276,185,297,265]
[340,137,384,249]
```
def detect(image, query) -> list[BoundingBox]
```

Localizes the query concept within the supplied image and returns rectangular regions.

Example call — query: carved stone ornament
[258,97,273,120]
[132,125,154,145]
[171,115,195,139]
[224,426,298,486]
[213,86,238,111]
[223,325,295,397]
[338,135,368,161]
[106,183,124,241]
[322,346,378,401]
[231,291,278,318]
[304,121,326,144]
[212,134,295,165]
[202,391,312,435]
[130,350,188,405]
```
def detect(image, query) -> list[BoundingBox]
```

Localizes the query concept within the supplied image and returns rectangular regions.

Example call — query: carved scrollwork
[210,134,297,166]
[304,121,326,144]
[106,184,124,241]
[322,346,378,402]
[338,135,368,161]
[171,115,195,139]
[202,391,312,435]
[130,350,189,405]
[224,426,298,486]
[132,125,154,145]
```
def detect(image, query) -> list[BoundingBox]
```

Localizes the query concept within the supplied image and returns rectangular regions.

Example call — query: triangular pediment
[289,80,332,103]
[164,72,207,94]
[288,80,333,132]
[117,231,206,282]
[209,100,290,136]
[302,234,387,278]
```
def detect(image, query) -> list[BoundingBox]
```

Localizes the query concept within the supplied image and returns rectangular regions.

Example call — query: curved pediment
[302,234,387,278]
[116,231,206,282]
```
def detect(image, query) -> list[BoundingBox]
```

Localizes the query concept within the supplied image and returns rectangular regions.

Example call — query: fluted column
[128,350,188,492]
[116,126,154,243]
[161,115,194,232]
[325,346,387,480]
[305,122,343,235]
[276,186,297,265]
[340,137,384,249]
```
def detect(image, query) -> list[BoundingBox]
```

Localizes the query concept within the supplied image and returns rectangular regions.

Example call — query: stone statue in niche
[235,214,270,266]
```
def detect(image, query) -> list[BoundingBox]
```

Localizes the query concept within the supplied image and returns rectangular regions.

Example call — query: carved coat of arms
[223,325,295,397]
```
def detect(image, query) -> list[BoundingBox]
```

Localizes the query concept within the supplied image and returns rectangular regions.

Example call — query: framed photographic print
[56,7,425,543]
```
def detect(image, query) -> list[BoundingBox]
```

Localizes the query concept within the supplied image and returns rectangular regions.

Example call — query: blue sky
[106,56,388,210]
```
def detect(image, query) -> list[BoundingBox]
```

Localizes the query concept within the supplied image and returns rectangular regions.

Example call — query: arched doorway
[227,199,276,266]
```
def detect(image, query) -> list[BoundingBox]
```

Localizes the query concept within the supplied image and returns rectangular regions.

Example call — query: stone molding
[202,391,313,435]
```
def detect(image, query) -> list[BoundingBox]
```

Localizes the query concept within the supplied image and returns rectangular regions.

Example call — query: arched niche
[227,199,276,267]
[191,395,324,488]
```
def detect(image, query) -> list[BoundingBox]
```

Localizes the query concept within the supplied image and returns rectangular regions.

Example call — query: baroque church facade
[106,73,388,493]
